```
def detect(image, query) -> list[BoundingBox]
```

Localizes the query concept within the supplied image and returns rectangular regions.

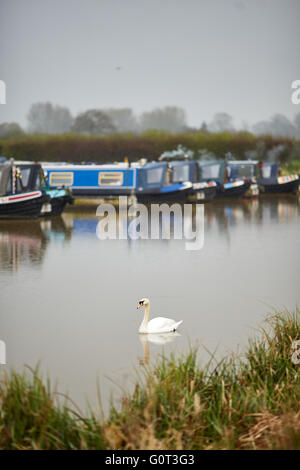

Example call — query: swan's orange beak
[137,302,143,309]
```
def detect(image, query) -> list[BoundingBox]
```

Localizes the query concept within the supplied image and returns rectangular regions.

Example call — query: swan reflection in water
[138,331,181,365]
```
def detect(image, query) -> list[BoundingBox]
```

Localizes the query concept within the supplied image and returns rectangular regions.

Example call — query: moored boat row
[0,155,299,218]
[42,158,252,203]
[40,158,300,203]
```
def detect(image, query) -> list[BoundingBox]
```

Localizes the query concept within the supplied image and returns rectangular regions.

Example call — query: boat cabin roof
[228,160,259,165]
[42,163,131,170]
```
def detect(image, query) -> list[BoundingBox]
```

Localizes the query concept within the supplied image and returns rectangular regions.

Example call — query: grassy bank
[282,159,300,176]
[0,310,300,450]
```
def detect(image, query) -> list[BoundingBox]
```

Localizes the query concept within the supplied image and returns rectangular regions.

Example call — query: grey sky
[0,0,299,129]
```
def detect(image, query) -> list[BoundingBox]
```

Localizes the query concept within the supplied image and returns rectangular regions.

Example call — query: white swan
[137,298,183,334]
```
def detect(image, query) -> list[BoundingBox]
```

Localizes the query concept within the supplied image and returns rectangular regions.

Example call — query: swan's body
[137,298,183,334]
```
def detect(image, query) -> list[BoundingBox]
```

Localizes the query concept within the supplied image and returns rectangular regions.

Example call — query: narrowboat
[0,160,50,218]
[227,160,260,197]
[43,163,136,197]
[43,161,192,202]
[198,160,251,198]
[159,157,217,201]
[135,162,193,202]
[15,162,74,216]
[0,159,73,218]
[258,162,300,194]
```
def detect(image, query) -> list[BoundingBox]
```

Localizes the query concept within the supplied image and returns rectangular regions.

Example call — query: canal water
[0,196,300,413]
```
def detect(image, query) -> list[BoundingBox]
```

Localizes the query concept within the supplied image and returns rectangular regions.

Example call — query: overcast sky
[0,0,299,129]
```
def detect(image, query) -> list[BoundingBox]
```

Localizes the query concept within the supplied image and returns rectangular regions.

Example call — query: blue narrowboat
[259,162,300,194]
[43,162,192,202]
[198,159,251,198]
[159,157,217,201]
[43,163,136,197]
[135,162,192,202]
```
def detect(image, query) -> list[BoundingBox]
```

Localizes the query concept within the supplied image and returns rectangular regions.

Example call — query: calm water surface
[0,196,300,412]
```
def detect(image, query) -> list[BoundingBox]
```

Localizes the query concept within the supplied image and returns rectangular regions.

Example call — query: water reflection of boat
[204,196,300,234]
[0,217,71,271]
[139,332,180,365]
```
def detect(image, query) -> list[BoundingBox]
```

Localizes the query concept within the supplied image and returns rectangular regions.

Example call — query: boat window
[236,165,254,178]
[6,174,12,194]
[262,166,272,178]
[18,168,31,188]
[146,167,164,184]
[172,165,190,182]
[98,172,124,186]
[201,164,220,179]
[0,167,11,195]
[0,168,5,196]
[49,172,74,186]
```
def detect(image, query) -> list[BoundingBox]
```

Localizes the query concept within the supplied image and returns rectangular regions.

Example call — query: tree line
[1,102,300,139]
[0,131,299,164]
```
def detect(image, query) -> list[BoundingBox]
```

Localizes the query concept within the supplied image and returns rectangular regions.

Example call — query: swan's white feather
[143,317,183,334]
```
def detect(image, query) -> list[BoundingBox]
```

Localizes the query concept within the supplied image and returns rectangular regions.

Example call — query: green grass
[282,159,300,176]
[1,310,300,449]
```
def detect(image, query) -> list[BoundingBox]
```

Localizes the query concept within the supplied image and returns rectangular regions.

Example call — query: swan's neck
[139,303,150,333]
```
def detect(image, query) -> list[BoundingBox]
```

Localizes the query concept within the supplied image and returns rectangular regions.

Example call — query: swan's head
[137,298,149,309]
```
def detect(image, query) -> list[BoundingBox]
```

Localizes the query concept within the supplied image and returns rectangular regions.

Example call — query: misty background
[0,0,300,138]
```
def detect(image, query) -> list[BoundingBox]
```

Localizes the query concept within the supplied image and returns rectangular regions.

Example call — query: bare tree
[140,106,187,133]
[252,120,273,135]
[253,114,296,138]
[27,102,73,134]
[103,108,138,133]
[208,113,235,132]
[72,109,116,135]
[0,122,24,138]
[294,112,300,139]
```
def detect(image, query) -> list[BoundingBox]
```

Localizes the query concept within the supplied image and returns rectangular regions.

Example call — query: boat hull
[259,179,300,194]
[46,195,74,216]
[136,187,191,203]
[43,188,74,216]
[217,181,251,198]
[71,188,134,197]
[189,186,217,202]
[0,192,49,219]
